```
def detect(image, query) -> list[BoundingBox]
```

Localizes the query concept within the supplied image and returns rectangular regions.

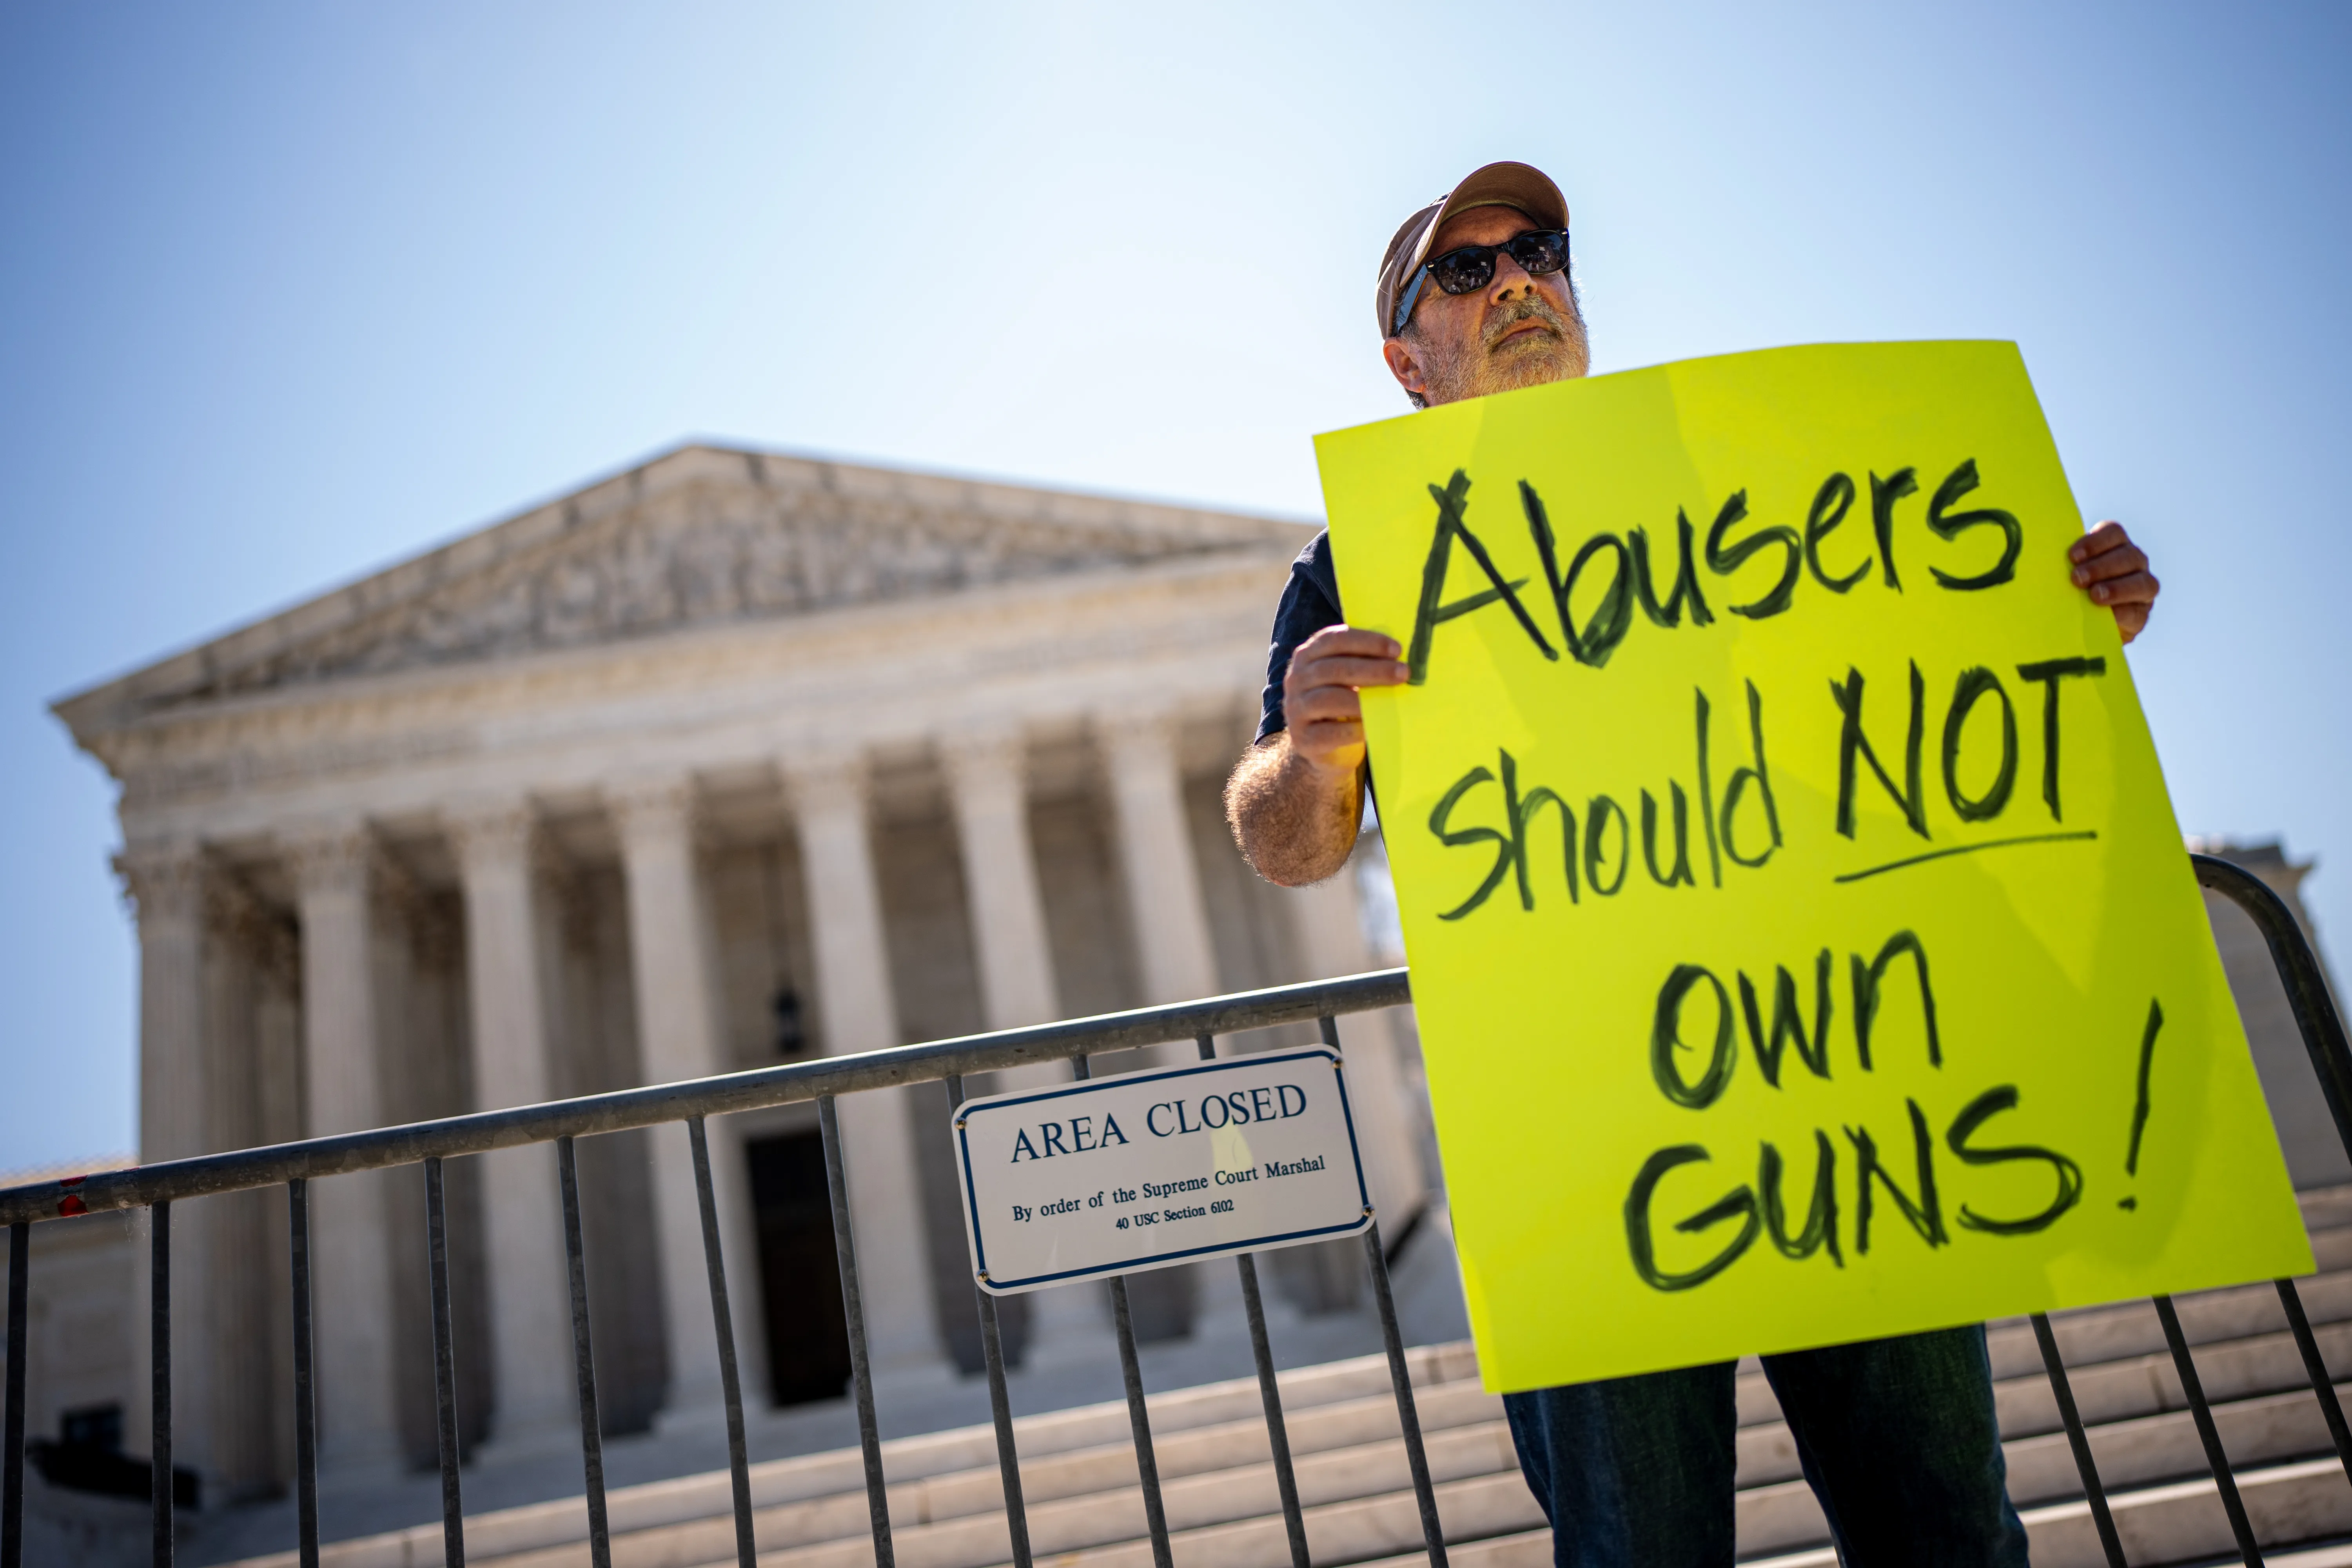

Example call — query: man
[1224,162,2160,1564]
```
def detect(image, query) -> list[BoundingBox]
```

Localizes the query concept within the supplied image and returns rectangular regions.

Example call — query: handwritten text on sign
[953,1048,1373,1293]
[1314,341,2310,1392]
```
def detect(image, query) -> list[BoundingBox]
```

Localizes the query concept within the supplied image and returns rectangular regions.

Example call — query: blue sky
[2,2,2346,1168]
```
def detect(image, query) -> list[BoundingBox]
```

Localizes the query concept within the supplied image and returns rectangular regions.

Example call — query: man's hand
[2070,521,2160,645]
[1225,626,1409,887]
[1283,626,1411,774]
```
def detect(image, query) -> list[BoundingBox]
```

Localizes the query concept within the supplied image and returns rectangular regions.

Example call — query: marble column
[117,846,217,1473]
[447,802,578,1449]
[1099,711,1221,1006]
[941,731,1113,1354]
[940,731,1060,1032]
[610,777,765,1422]
[286,827,403,1473]
[786,751,952,1382]
[1288,869,1429,1231]
[1098,714,1244,1340]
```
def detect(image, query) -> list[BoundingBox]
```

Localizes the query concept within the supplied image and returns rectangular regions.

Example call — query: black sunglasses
[1391,229,1571,337]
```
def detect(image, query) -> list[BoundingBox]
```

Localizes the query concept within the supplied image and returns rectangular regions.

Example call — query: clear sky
[2,2,2346,1170]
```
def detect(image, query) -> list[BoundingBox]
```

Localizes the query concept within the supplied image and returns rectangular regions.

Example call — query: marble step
[744,1423,1530,1568]
[716,1269,2352,1563]
[876,1281,2352,1568]
[2004,1222,2352,1371]
[604,1366,2352,1568]
[1728,1226,2352,1430]
[928,1374,2352,1568]
[265,1306,2352,1568]
[893,1465,1546,1568]
[1732,1296,2352,1490]
[1363,1455,2352,1568]
[1731,1260,2352,1467]
[491,1390,1512,1568]
[1763,1457,2352,1568]
[1737,1381,2352,1557]
[234,1344,1486,1568]
[940,1192,2352,1567]
[622,1311,2352,1568]
[234,1184,2352,1568]
[704,1255,2352,1566]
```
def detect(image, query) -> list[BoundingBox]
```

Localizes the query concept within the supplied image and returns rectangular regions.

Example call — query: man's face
[1383,205,1591,407]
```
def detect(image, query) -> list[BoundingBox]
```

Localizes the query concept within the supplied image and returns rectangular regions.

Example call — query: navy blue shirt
[1256,530,1345,744]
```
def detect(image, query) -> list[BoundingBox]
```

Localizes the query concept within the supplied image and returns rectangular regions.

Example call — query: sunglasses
[1391,229,1571,337]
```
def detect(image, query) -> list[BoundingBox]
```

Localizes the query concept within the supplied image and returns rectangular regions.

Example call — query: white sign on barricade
[952,1047,1375,1294]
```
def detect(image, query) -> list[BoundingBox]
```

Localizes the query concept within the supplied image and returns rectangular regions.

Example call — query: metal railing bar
[1360,1218,1445,1567]
[972,1296,1028,1562]
[1235,1257,1307,1560]
[817,1096,895,1568]
[1325,1015,1448,1567]
[0,972,1414,1229]
[555,1139,612,1568]
[4,1222,27,1568]
[2195,852,2352,1520]
[2275,1278,2352,1485]
[944,1074,1032,1568]
[685,1118,757,1568]
[288,1180,320,1568]
[152,1200,172,1568]
[2194,855,2352,1160]
[423,1159,465,1568]
[2155,1293,2262,1564]
[1191,1031,1310,1568]
[2029,1312,2125,1568]
[1070,1051,1174,1568]
[1107,1277,1174,1568]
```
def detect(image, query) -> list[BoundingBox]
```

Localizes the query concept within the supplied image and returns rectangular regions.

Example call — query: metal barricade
[4,849,2350,1566]
[2016,854,2352,1567]
[0,968,1432,1568]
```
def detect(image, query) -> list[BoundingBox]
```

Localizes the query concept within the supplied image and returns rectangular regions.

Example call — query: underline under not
[1834,829,2101,884]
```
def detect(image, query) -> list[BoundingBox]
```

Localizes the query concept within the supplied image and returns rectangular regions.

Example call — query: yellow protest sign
[1314,341,2312,1393]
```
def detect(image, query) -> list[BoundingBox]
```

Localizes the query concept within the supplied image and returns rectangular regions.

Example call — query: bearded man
[1224,161,2158,1565]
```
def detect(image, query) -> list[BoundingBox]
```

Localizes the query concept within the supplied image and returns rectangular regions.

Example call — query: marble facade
[49,444,1433,1499]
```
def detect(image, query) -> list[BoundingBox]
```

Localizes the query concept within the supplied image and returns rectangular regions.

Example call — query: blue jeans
[1501,1326,2028,1566]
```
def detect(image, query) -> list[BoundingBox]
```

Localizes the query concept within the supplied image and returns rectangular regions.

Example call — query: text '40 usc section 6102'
[951,1047,1375,1294]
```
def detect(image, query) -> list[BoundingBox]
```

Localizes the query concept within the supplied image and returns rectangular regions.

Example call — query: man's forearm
[1224,732,1363,886]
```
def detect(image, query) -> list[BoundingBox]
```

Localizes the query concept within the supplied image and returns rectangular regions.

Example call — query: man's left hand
[2070,521,2160,645]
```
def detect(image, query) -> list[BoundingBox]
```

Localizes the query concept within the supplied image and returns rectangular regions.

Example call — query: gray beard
[1422,296,1591,406]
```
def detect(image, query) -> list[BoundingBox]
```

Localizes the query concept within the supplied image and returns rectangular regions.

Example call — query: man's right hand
[1225,625,1410,887]
[1281,626,1410,777]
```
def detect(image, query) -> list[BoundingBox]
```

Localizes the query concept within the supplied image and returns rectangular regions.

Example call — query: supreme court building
[47,444,1433,1500]
[29,442,2348,1520]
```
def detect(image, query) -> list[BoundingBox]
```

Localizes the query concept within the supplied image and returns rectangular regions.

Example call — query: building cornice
[53,442,1312,733]
[97,549,1285,838]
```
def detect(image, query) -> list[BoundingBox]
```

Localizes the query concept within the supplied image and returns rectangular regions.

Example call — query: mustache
[1483,295,1571,349]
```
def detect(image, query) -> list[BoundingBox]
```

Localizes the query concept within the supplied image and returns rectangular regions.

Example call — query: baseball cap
[1376,161,1570,340]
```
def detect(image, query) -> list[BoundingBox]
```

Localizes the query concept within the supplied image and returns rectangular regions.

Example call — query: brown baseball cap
[1376,161,1570,339]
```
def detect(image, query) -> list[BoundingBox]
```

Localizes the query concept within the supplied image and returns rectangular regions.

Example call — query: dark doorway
[747,1132,855,1406]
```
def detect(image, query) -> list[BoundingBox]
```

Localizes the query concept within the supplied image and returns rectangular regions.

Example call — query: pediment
[61,443,1307,727]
